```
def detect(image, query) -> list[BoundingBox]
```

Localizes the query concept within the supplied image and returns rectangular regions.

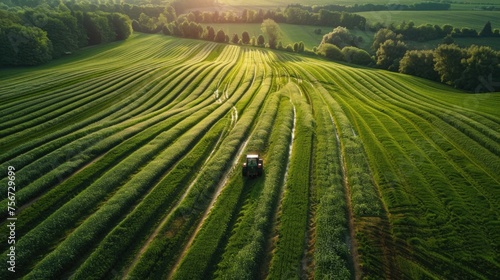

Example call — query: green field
[358,10,500,30]
[1,33,499,279]
[204,13,500,52]
[206,23,328,49]
[219,0,394,7]
[219,0,500,9]
[219,0,486,7]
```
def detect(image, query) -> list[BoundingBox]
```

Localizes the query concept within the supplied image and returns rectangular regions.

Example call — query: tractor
[242,154,263,177]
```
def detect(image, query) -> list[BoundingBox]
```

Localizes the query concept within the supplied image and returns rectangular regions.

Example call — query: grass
[71,118,228,279]
[215,86,295,279]
[204,23,328,49]
[217,0,458,8]
[0,33,499,279]
[358,10,500,31]
[266,82,314,279]
[202,8,500,52]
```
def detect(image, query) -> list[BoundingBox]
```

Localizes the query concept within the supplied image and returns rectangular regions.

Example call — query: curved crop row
[125,47,271,279]
[296,76,352,279]
[70,117,229,279]
[266,81,314,279]
[215,89,295,279]
[171,73,283,280]
[0,61,233,226]
[0,34,498,279]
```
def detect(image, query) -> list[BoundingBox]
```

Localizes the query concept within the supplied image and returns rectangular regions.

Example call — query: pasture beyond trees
[1,33,498,279]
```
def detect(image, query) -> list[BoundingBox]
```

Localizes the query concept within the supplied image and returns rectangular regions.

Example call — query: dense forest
[0,1,132,66]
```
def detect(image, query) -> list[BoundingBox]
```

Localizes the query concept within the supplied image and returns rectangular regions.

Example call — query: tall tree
[399,50,439,81]
[215,29,225,42]
[0,24,52,66]
[321,26,357,49]
[317,43,344,61]
[342,46,373,65]
[261,18,280,49]
[257,34,265,46]
[138,12,157,33]
[479,21,493,37]
[38,12,79,58]
[297,41,305,53]
[163,5,177,23]
[376,39,408,71]
[434,43,466,85]
[241,31,250,44]
[205,26,215,41]
[457,45,499,91]
[231,33,239,44]
[372,28,399,51]
[84,12,115,45]
[250,36,256,46]
[111,13,132,40]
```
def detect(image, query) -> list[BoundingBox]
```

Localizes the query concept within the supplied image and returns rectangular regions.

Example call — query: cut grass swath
[215,90,295,279]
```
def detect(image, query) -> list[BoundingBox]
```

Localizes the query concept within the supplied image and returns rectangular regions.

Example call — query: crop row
[0,39,207,147]
[0,86,217,226]
[338,67,498,211]
[266,81,314,279]
[0,40,234,278]
[0,57,232,224]
[70,117,229,279]
[6,100,224,278]
[0,59,213,176]
[328,68,463,276]
[171,79,285,280]
[296,75,353,279]
[1,34,498,279]
[111,48,264,278]
[215,87,296,279]
[125,47,271,279]
[308,59,499,278]
[369,72,499,178]
[108,48,262,277]
[305,63,384,218]
[159,50,271,279]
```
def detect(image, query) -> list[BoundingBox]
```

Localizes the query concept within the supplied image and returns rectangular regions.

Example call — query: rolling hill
[0,33,499,279]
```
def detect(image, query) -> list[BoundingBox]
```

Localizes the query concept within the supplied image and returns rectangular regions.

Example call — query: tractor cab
[242,154,263,177]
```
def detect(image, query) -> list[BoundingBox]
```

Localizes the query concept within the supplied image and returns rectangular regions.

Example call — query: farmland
[1,33,499,279]
[197,23,327,49]
[358,10,500,31]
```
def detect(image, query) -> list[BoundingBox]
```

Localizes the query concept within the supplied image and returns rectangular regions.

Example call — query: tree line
[0,3,132,66]
[134,5,367,30]
[315,23,499,92]
[381,41,499,92]
[160,16,304,54]
[372,27,499,92]
[369,20,500,42]
[290,2,452,13]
